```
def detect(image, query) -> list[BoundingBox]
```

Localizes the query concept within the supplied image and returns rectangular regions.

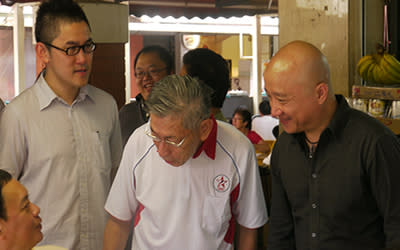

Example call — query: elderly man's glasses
[135,67,167,80]
[41,41,96,56]
[145,129,185,148]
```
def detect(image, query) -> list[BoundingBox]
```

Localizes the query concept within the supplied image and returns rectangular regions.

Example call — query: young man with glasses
[119,45,173,147]
[103,75,268,250]
[0,0,122,249]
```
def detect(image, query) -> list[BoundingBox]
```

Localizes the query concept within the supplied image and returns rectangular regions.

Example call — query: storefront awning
[124,0,278,18]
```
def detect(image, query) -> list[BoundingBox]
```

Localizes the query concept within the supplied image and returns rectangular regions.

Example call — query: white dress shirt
[0,74,122,250]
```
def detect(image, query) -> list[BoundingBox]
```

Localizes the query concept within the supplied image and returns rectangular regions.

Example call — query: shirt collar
[293,94,349,146]
[35,72,92,110]
[193,115,217,160]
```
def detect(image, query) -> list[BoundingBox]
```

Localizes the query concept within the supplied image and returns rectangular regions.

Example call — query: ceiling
[0,0,278,18]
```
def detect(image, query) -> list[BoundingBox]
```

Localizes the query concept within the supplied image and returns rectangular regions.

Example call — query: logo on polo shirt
[213,174,230,192]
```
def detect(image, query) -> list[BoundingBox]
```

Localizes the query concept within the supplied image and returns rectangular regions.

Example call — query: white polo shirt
[105,119,268,250]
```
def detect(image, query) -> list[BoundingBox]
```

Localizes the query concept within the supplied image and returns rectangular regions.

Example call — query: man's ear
[199,118,213,141]
[315,82,329,104]
[35,42,50,66]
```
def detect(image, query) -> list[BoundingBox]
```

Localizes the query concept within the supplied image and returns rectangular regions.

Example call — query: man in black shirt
[264,40,400,250]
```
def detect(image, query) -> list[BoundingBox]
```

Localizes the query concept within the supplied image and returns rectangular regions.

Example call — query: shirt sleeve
[234,142,268,228]
[0,105,26,178]
[267,139,296,250]
[367,134,400,247]
[105,137,138,221]
[109,100,123,176]
[247,130,263,144]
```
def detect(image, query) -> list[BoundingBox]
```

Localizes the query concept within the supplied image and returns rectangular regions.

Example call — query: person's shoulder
[346,108,392,136]
[119,100,141,113]
[86,84,115,101]
[217,121,253,147]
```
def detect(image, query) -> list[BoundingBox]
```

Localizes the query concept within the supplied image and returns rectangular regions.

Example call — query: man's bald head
[265,40,332,94]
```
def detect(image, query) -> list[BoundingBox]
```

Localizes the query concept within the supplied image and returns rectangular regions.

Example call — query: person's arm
[267,140,296,249]
[110,100,123,182]
[237,224,258,250]
[369,134,400,247]
[254,140,271,155]
[103,215,131,250]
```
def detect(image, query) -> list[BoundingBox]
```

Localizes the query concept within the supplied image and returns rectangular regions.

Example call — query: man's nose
[156,141,170,157]
[31,202,41,216]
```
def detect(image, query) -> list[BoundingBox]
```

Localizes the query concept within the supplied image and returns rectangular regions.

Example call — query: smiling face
[263,48,321,135]
[0,179,42,249]
[135,52,169,100]
[41,21,93,98]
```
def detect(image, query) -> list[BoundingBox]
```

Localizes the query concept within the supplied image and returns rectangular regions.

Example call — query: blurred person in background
[0,0,122,248]
[181,48,230,122]
[232,107,271,155]
[252,100,279,141]
[264,40,400,249]
[119,45,173,147]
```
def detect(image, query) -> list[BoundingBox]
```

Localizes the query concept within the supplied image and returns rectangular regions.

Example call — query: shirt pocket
[201,195,231,235]
[88,129,111,173]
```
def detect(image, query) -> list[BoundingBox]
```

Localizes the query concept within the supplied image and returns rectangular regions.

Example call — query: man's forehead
[2,179,27,207]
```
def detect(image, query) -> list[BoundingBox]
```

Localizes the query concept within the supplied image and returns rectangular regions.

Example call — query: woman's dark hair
[233,107,253,130]
[0,169,12,220]
[134,45,174,74]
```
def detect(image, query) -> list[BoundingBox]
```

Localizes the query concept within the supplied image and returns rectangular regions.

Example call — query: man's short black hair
[35,0,91,43]
[134,45,174,75]
[259,100,271,115]
[183,48,230,108]
[0,169,12,221]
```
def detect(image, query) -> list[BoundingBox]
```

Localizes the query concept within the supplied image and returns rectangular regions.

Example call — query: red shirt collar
[193,115,217,160]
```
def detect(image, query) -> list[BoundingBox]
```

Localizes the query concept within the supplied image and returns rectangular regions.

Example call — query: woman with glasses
[119,45,173,147]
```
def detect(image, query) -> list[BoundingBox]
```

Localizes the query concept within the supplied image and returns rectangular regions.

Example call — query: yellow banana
[382,54,400,78]
[367,63,377,83]
[380,55,400,83]
[357,55,373,80]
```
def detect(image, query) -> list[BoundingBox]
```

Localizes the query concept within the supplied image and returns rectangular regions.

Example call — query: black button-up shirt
[268,95,400,250]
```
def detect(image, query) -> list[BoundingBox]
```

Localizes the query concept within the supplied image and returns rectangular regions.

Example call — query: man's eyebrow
[65,38,93,46]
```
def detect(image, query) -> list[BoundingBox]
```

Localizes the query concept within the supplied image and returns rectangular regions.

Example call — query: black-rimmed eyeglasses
[135,67,167,80]
[41,41,96,56]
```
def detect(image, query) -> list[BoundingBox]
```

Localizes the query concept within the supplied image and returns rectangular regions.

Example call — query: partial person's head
[263,40,335,134]
[181,48,230,108]
[259,100,271,116]
[35,0,95,90]
[0,170,42,250]
[134,45,173,100]
[232,107,252,131]
[145,75,214,167]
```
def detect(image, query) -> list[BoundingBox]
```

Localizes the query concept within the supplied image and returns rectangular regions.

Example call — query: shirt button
[312,203,317,209]
[312,233,317,238]
[312,173,317,178]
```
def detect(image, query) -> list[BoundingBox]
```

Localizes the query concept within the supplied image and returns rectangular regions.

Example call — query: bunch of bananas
[357,49,400,85]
